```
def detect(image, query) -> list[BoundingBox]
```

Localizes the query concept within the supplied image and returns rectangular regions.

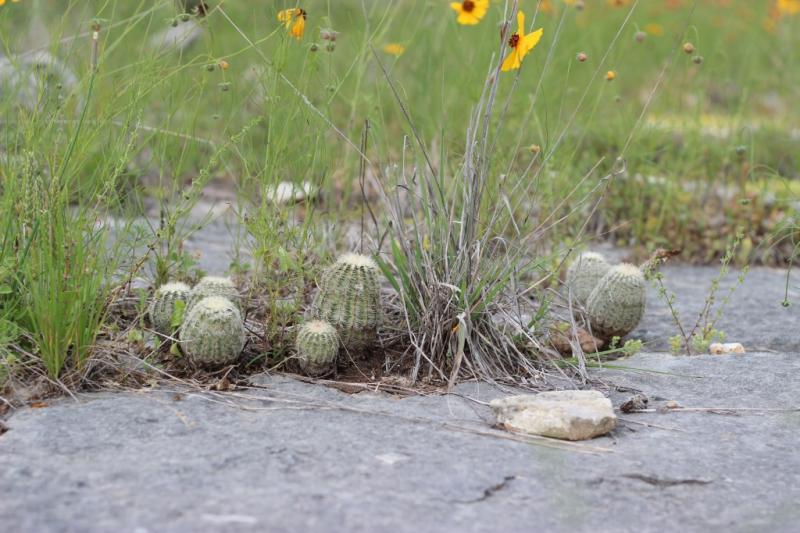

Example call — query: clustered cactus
[149,275,245,369]
[187,276,242,313]
[312,253,382,352]
[566,253,646,340]
[565,252,610,307]
[149,255,384,375]
[295,320,339,376]
[149,282,191,336]
[179,296,246,368]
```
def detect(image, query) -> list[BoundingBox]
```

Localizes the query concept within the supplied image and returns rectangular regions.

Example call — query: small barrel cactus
[312,253,382,352]
[179,296,246,368]
[187,276,241,314]
[295,320,339,376]
[566,252,611,307]
[586,263,647,339]
[149,282,191,336]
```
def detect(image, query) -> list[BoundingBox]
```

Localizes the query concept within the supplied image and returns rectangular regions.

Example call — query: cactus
[179,296,245,368]
[149,282,191,336]
[312,253,382,352]
[566,252,611,307]
[187,276,241,314]
[295,320,339,376]
[586,263,647,339]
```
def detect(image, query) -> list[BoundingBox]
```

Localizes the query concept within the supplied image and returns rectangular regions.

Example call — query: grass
[0,0,798,388]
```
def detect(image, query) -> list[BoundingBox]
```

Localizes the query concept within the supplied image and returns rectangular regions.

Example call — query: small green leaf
[170,300,186,329]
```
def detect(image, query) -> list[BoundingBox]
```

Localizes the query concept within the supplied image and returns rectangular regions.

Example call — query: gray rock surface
[634,265,799,352]
[2,351,799,532]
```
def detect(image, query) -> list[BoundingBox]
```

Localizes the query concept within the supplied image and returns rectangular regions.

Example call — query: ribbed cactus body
[179,296,246,368]
[586,264,646,339]
[312,253,382,352]
[566,252,610,307]
[295,320,339,376]
[149,282,191,335]
[187,276,241,314]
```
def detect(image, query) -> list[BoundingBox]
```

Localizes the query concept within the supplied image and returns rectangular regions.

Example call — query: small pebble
[709,342,745,355]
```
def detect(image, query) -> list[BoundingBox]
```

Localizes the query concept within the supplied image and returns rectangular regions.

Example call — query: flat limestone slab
[1,351,799,532]
[491,391,616,440]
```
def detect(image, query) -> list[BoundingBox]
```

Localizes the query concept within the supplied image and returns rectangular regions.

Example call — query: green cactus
[586,263,647,339]
[312,253,382,352]
[295,320,339,376]
[179,296,245,368]
[187,276,241,314]
[149,282,191,336]
[566,252,610,307]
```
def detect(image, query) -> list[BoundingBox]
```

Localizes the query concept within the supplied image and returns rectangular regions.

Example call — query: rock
[620,393,649,413]
[548,323,606,355]
[490,390,617,441]
[709,342,745,355]
[264,181,315,205]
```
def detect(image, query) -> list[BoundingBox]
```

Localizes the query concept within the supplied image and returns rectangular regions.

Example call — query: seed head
[635,31,646,43]
[576,52,587,62]
[693,55,704,64]
[682,42,695,54]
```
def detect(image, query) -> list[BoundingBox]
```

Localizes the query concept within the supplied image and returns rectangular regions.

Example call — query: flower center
[298,8,307,19]
[508,33,520,48]
[462,0,476,12]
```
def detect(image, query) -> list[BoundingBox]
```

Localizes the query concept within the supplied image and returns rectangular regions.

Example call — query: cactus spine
[179,296,245,368]
[187,276,241,314]
[566,252,611,307]
[586,263,646,339]
[295,320,339,376]
[312,253,382,352]
[149,282,191,336]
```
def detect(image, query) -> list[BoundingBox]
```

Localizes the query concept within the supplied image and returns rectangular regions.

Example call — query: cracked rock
[491,390,617,441]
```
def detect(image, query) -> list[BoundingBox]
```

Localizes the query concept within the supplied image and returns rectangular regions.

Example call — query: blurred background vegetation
[1,0,798,382]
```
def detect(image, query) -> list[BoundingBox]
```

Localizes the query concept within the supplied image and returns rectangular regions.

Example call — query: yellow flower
[0,0,22,5]
[277,8,306,40]
[644,23,664,36]
[450,0,489,25]
[605,70,616,81]
[777,0,800,15]
[383,43,406,57]
[500,11,543,72]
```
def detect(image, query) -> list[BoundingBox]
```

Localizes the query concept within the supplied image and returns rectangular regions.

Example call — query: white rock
[264,181,315,205]
[709,342,745,355]
[490,390,616,441]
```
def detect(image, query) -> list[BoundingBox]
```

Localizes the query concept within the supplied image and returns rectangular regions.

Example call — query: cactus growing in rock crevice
[312,253,382,352]
[295,320,339,376]
[179,296,245,368]
[187,276,241,314]
[565,252,611,307]
[586,263,646,340]
[149,282,191,336]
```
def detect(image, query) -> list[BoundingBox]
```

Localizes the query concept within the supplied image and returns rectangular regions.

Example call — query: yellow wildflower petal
[290,16,305,40]
[519,27,544,55]
[383,43,406,57]
[451,0,489,25]
[516,10,526,33]
[501,49,522,72]
[277,8,294,26]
